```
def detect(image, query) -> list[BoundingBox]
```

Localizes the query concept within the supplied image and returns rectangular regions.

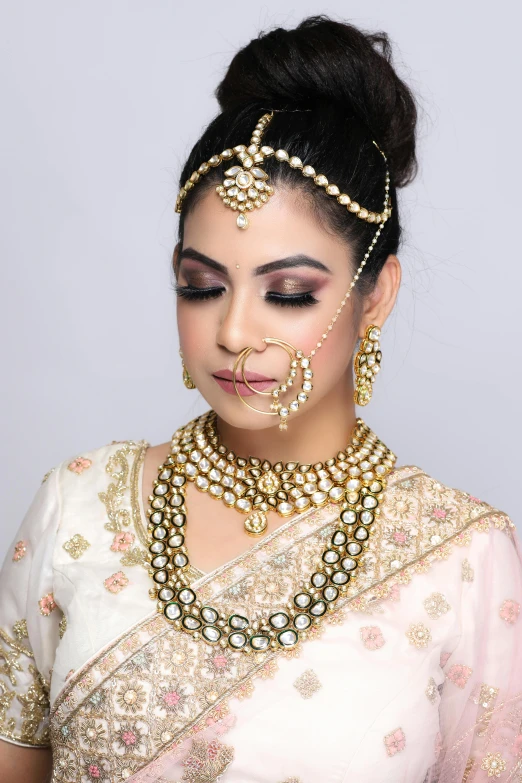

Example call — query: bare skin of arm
[0,740,52,783]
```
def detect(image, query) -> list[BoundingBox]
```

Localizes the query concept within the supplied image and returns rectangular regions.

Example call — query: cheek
[176,303,212,359]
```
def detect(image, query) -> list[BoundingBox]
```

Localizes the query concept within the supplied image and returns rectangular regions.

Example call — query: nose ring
[232,337,314,431]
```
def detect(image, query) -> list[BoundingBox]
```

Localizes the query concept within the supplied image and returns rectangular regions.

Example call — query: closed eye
[175,285,319,308]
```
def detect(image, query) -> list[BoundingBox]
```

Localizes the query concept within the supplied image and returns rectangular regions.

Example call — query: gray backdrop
[1,1,520,563]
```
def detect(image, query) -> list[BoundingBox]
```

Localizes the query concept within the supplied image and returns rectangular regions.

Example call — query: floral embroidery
[115,720,147,755]
[59,616,67,639]
[480,752,506,777]
[499,599,520,625]
[471,683,499,710]
[360,626,386,650]
[12,540,27,562]
[103,571,129,594]
[203,646,235,678]
[115,681,147,714]
[461,558,474,582]
[65,669,75,680]
[67,457,92,474]
[390,526,413,547]
[111,531,135,552]
[63,533,91,560]
[235,680,255,700]
[98,442,149,571]
[293,669,322,699]
[38,593,57,616]
[157,681,191,715]
[12,619,28,640]
[80,719,106,751]
[384,727,406,757]
[423,592,450,619]
[181,738,234,782]
[162,637,196,670]
[405,622,431,648]
[425,677,439,704]
[447,664,473,689]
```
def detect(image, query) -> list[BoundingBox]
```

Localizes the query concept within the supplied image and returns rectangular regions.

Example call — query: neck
[214,372,359,464]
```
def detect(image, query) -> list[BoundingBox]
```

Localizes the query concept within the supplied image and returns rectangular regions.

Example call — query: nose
[215,290,267,356]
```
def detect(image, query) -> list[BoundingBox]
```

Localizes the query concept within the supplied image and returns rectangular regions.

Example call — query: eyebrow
[178,247,332,276]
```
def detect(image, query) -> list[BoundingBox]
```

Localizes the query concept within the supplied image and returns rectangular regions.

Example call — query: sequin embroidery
[405,623,431,648]
[480,752,506,777]
[293,669,322,699]
[499,599,520,625]
[103,572,129,594]
[12,540,27,562]
[447,664,473,689]
[38,593,57,616]
[63,534,91,560]
[384,727,406,757]
[423,592,450,619]
[67,457,92,474]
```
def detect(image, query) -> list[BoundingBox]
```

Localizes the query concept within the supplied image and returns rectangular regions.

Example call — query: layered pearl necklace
[147,411,396,653]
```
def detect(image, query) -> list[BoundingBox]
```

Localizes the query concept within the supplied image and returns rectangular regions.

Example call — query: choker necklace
[147,410,396,653]
[169,410,391,536]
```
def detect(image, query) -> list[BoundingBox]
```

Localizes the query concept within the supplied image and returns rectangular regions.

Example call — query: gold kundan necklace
[147,410,396,652]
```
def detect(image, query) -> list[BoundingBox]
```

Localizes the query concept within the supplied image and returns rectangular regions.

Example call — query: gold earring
[179,349,196,390]
[354,325,382,406]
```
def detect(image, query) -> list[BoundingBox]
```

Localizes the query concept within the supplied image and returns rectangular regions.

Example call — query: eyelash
[174,284,319,308]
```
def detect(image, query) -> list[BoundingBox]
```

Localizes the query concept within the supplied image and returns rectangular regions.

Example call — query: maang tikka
[175,111,392,429]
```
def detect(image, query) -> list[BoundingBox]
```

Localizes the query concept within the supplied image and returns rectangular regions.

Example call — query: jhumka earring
[353,325,382,406]
[179,349,196,390]
[175,111,392,429]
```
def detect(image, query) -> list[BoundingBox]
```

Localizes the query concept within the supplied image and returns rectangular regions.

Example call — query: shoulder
[382,464,517,560]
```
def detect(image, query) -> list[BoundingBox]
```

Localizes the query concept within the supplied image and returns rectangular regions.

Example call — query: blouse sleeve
[0,464,63,748]
[429,520,522,781]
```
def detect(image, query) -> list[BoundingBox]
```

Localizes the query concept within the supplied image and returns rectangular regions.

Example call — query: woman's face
[175,186,369,431]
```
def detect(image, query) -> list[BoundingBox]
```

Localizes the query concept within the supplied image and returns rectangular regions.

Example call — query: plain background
[1,1,520,563]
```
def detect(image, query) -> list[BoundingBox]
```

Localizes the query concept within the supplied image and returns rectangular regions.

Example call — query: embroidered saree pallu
[1,439,521,782]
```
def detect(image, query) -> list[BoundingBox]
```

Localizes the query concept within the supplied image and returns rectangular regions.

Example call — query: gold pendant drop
[244,510,268,537]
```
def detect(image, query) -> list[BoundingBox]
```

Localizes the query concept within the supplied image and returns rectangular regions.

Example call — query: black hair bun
[215,15,417,187]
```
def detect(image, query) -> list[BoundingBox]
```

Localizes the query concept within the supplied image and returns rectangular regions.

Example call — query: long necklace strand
[147,411,396,653]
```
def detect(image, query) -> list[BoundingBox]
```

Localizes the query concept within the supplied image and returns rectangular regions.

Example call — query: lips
[213,369,275,383]
[212,369,276,397]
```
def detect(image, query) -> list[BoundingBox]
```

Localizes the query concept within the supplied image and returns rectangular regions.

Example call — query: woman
[1,15,521,783]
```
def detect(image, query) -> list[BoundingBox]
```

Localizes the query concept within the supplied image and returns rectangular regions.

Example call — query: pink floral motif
[440,651,451,668]
[512,734,522,758]
[384,727,406,757]
[110,532,135,552]
[211,654,229,670]
[103,571,129,594]
[164,691,181,708]
[447,664,473,689]
[67,457,92,475]
[469,496,482,503]
[12,540,27,562]
[39,592,57,615]
[499,599,520,625]
[122,730,136,746]
[432,508,447,520]
[88,765,100,779]
[360,626,386,651]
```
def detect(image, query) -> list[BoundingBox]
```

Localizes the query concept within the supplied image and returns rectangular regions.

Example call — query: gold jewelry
[176,112,391,231]
[147,410,396,652]
[179,349,196,390]
[169,409,384,537]
[354,325,382,406]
